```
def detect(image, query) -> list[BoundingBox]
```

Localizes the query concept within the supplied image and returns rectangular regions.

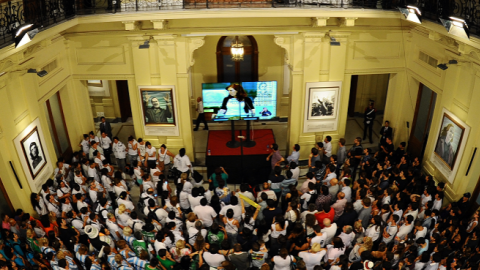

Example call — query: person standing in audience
[379,120,392,147]
[336,138,346,175]
[194,97,209,131]
[286,144,300,165]
[100,132,112,165]
[266,143,284,170]
[323,136,332,159]
[158,144,175,181]
[127,136,139,168]
[99,117,112,139]
[363,102,376,143]
[112,137,127,173]
[174,148,192,177]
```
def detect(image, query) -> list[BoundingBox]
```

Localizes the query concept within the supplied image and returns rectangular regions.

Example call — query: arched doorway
[216,36,258,82]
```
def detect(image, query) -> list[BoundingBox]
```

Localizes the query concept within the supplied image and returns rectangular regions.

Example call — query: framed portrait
[14,118,53,192]
[21,127,47,179]
[304,82,342,133]
[430,108,470,184]
[307,88,338,120]
[140,88,176,126]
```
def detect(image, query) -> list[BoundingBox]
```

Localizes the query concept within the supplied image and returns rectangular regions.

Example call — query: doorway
[408,84,437,159]
[45,91,72,161]
[86,80,135,144]
[0,179,14,214]
[345,74,390,150]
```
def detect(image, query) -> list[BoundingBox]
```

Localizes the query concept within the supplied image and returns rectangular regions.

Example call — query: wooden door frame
[408,83,435,159]
[348,75,358,117]
[116,80,132,122]
[46,92,73,161]
[0,178,14,213]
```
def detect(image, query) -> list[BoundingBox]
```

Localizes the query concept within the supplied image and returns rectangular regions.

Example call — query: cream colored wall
[0,10,479,210]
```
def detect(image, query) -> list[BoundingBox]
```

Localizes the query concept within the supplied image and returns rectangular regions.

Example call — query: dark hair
[311,148,318,155]
[294,144,300,151]
[200,198,208,206]
[226,209,234,219]
[326,136,332,142]
[179,148,186,157]
[272,144,279,151]
[306,172,314,180]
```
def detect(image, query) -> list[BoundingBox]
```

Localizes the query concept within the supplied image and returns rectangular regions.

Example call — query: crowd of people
[0,120,478,270]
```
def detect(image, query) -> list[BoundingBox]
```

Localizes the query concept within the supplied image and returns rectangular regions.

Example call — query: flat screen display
[202,81,277,121]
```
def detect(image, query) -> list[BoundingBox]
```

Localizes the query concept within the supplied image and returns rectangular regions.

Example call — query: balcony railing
[0,0,477,49]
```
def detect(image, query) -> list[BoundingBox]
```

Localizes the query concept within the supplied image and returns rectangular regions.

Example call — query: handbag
[290,255,297,270]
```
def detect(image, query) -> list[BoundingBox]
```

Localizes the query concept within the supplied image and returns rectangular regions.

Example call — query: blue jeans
[128,155,138,167]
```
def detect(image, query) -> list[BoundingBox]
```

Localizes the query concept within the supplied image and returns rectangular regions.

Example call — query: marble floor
[344,115,384,152]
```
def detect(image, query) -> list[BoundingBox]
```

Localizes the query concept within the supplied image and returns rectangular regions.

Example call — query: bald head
[330,178,338,186]
[323,218,331,227]
[337,192,345,199]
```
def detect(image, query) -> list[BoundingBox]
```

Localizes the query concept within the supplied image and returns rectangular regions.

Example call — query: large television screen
[202,81,277,121]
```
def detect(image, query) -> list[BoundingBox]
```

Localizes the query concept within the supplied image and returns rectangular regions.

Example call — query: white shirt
[146,147,157,160]
[433,199,442,211]
[256,190,277,201]
[179,191,190,209]
[324,141,332,157]
[117,198,135,211]
[174,154,191,173]
[158,148,171,165]
[311,233,327,248]
[415,227,428,240]
[397,223,414,240]
[188,195,203,210]
[113,142,127,159]
[338,232,355,248]
[81,140,90,154]
[383,223,398,243]
[106,220,122,241]
[291,167,300,182]
[299,250,326,270]
[301,178,316,193]
[321,224,337,245]
[127,140,138,155]
[203,252,225,268]
[193,205,217,227]
[197,101,204,113]
[273,255,292,270]
[341,186,352,203]
[220,204,242,221]
[187,227,207,246]
[100,136,112,150]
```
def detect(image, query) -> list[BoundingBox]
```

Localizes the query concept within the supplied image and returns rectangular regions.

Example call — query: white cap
[85,225,99,239]
[364,260,374,270]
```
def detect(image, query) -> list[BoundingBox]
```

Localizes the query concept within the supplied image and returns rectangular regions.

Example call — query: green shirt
[207,230,225,246]
[132,240,148,257]
[209,173,228,188]
[157,256,176,269]
[142,230,156,248]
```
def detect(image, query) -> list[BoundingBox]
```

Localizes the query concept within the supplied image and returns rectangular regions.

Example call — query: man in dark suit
[99,117,112,139]
[363,102,376,143]
[379,120,393,147]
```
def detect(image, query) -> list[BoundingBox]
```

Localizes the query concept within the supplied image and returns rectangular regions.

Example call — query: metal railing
[0,0,477,49]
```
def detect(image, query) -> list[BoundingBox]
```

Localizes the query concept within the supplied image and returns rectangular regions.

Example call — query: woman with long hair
[170,239,192,263]
[288,223,309,256]
[31,193,48,219]
[365,215,383,247]
[348,236,372,263]
[326,237,346,264]
[304,214,318,237]
[193,235,209,252]
[284,199,300,224]
[271,248,296,270]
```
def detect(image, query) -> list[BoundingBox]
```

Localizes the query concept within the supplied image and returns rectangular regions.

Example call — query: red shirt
[315,207,335,228]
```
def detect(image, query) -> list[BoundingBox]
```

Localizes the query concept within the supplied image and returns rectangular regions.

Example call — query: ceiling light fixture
[231,36,244,62]
[399,6,422,24]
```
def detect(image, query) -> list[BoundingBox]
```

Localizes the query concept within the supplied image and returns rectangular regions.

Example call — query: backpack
[308,191,318,205]
[147,207,161,222]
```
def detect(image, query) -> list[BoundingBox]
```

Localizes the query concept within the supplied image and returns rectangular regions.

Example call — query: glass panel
[44,103,61,158]
[413,86,433,141]
[239,55,253,82]
[48,94,70,155]
[223,55,236,82]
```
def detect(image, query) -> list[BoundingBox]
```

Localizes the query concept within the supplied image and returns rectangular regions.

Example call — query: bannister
[0,0,478,49]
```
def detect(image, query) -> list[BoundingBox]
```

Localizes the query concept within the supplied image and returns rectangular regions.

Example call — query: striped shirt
[127,256,148,270]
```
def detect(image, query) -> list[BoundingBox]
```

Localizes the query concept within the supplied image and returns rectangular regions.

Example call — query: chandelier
[230,36,244,61]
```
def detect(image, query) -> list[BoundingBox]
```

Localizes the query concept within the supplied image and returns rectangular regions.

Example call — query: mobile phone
[154,194,158,197]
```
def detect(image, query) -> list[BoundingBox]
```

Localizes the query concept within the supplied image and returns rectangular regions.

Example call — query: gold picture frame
[140,88,176,127]
[433,112,466,170]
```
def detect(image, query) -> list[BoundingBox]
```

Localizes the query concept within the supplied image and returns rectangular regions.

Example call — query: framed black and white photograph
[21,127,46,179]
[14,118,53,192]
[138,85,179,136]
[307,88,337,120]
[304,82,342,133]
[430,108,470,184]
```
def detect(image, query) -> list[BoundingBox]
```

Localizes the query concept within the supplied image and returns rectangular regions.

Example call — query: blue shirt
[287,151,300,165]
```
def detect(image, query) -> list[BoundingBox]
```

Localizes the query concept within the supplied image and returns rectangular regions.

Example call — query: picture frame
[138,85,180,136]
[140,87,176,127]
[13,118,53,192]
[430,108,470,184]
[307,87,338,120]
[304,82,342,133]
[20,127,47,179]
[87,80,103,87]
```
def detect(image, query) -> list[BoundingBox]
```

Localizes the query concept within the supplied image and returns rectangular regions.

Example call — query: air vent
[419,51,438,69]
[41,59,57,74]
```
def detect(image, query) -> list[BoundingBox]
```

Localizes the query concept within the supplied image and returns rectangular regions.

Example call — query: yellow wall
[0,10,479,211]
[354,74,390,113]
[89,80,122,121]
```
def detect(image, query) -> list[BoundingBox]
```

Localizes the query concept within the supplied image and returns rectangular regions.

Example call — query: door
[0,178,14,215]
[471,175,480,216]
[45,92,72,161]
[408,84,437,159]
[116,80,132,122]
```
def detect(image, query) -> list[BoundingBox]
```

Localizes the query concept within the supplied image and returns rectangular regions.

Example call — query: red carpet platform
[206,129,276,184]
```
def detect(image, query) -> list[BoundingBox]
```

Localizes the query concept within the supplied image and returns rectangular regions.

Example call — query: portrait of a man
[29,142,43,169]
[21,127,47,178]
[141,89,175,126]
[434,114,464,169]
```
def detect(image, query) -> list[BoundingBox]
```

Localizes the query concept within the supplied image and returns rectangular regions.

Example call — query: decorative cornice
[274,35,293,67]
[187,37,205,67]
[151,19,168,30]
[343,17,358,27]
